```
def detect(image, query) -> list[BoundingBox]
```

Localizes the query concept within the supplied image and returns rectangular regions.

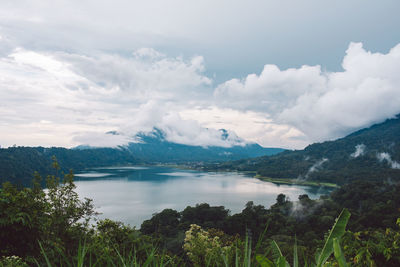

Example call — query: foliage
[315,209,350,266]
[205,115,400,185]
[0,159,96,264]
[0,146,140,186]
[182,210,352,267]
[341,218,400,266]
[0,256,29,267]
[254,209,350,267]
[142,180,400,266]
[1,160,400,266]
[0,159,183,266]
[183,224,236,266]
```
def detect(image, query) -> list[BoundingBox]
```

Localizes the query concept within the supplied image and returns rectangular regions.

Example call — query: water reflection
[74,166,331,227]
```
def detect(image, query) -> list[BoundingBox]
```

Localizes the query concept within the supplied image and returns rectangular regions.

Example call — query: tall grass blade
[114,245,127,267]
[221,252,229,267]
[255,221,270,253]
[316,208,350,267]
[241,231,252,267]
[37,241,52,267]
[246,232,252,267]
[77,241,87,267]
[293,236,298,267]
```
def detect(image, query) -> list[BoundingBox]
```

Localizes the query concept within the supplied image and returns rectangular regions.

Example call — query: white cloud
[214,64,326,114]
[158,112,246,148]
[73,132,134,148]
[0,47,213,148]
[0,46,248,149]
[1,41,400,149]
[377,152,400,169]
[133,48,165,59]
[214,43,400,142]
[0,1,399,150]
[350,144,366,158]
[179,107,308,148]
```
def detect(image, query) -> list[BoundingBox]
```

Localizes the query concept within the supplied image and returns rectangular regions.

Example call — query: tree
[0,157,97,263]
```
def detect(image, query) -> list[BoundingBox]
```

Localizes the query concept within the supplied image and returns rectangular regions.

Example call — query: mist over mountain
[0,128,284,185]
[123,127,284,162]
[207,115,400,185]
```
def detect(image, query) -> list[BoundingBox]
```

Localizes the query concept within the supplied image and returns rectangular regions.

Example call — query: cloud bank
[215,43,400,142]
[1,41,400,149]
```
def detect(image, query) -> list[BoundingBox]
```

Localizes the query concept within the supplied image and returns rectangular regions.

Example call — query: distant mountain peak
[105,130,120,136]
[133,127,246,148]
[219,129,229,140]
[135,127,167,143]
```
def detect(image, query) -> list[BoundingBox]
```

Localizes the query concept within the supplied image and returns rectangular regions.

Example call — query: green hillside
[204,115,400,185]
[0,147,140,186]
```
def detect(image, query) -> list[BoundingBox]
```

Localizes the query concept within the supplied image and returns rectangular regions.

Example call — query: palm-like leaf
[316,209,350,267]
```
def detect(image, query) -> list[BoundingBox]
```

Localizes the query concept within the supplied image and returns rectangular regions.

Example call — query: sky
[0,0,399,149]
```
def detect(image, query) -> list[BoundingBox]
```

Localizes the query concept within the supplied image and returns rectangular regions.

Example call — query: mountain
[124,128,284,163]
[206,116,400,185]
[0,128,284,185]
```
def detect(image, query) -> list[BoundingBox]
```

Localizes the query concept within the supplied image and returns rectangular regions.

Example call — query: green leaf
[38,241,52,267]
[276,255,290,267]
[270,241,289,267]
[316,208,351,267]
[256,255,275,267]
[333,238,347,267]
[271,240,284,258]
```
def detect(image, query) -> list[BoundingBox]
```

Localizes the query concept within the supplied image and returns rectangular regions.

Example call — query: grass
[255,175,339,188]
[32,209,351,267]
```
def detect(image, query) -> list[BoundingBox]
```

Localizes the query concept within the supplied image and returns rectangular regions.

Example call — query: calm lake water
[74,166,331,227]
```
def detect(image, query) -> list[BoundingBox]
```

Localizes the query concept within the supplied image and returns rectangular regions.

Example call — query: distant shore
[254,175,339,188]
[159,163,339,189]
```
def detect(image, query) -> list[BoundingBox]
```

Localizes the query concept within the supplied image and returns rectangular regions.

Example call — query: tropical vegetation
[1,160,399,266]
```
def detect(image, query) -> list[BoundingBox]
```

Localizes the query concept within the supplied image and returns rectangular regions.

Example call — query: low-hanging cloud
[73,132,135,148]
[377,152,400,169]
[214,42,400,143]
[350,144,366,158]
[300,158,328,179]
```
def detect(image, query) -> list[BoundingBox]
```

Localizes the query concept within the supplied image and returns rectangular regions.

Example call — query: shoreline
[254,175,339,188]
[156,164,339,189]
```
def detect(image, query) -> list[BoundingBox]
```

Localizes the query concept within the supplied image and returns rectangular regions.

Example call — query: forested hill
[0,147,140,186]
[205,115,400,185]
[0,129,284,185]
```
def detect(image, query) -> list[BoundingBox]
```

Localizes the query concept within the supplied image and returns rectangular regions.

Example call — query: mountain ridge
[205,115,400,185]
[0,128,284,185]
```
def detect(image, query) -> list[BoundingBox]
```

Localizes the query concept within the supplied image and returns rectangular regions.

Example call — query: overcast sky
[1,0,399,149]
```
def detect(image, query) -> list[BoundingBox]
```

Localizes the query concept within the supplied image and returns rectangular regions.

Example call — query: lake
[74,166,331,227]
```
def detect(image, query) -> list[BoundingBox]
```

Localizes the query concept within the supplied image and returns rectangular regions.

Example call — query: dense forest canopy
[0,147,140,186]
